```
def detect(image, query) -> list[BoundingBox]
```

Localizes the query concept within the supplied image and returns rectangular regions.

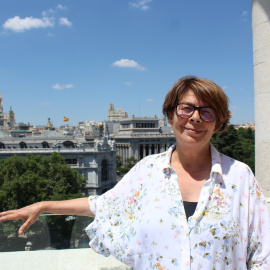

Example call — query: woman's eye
[182,106,193,112]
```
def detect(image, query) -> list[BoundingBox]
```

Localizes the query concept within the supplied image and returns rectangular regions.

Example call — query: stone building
[0,94,16,129]
[108,103,128,121]
[0,129,117,195]
[114,116,175,163]
[7,107,15,129]
[0,94,8,128]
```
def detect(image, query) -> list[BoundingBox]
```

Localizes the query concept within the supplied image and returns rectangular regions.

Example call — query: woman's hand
[0,202,43,235]
[0,198,93,235]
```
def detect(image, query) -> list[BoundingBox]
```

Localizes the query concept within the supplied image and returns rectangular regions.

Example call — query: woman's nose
[190,109,201,122]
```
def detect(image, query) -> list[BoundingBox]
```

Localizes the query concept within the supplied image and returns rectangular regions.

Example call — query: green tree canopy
[0,153,87,250]
[211,125,255,173]
[117,156,138,175]
[0,152,86,211]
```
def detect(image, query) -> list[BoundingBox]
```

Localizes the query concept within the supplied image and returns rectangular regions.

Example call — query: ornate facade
[114,116,175,163]
[0,130,117,195]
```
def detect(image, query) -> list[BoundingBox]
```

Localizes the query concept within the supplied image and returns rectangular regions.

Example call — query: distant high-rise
[0,94,3,113]
[108,103,128,121]
[0,93,8,128]
[7,107,15,129]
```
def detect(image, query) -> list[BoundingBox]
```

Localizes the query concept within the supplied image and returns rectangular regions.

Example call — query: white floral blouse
[85,144,270,269]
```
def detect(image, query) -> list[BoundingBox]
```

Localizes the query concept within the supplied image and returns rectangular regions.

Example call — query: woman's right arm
[0,197,94,235]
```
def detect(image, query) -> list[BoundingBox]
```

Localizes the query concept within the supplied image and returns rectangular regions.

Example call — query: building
[7,107,15,129]
[76,120,103,138]
[108,103,128,121]
[235,122,255,130]
[0,93,16,129]
[0,129,117,195]
[114,115,175,163]
[0,94,8,128]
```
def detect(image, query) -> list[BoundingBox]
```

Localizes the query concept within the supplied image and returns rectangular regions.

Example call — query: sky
[0,0,254,127]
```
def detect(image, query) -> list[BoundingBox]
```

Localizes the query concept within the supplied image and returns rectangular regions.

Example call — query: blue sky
[0,0,254,127]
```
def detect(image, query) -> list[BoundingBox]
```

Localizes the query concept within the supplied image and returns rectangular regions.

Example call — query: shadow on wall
[252,0,270,22]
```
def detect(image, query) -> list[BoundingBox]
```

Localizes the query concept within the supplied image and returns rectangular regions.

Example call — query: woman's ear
[168,111,174,126]
[213,123,219,134]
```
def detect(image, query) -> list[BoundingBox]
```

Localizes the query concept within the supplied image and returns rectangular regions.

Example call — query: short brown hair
[162,75,231,132]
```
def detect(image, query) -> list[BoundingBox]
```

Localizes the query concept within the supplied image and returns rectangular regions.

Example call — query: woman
[0,76,269,269]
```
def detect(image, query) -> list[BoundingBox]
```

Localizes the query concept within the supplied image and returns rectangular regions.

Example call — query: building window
[0,142,5,149]
[42,141,50,148]
[101,159,108,182]
[19,142,27,149]
[66,159,77,165]
[63,141,74,148]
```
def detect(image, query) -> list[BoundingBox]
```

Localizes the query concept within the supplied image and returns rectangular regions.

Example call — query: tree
[0,153,87,250]
[116,155,123,169]
[117,156,138,175]
[211,125,255,173]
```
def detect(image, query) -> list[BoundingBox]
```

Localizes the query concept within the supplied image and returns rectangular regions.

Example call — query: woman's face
[168,90,217,149]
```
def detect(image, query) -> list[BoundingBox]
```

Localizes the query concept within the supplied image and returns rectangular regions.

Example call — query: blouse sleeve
[246,169,270,269]
[85,160,145,258]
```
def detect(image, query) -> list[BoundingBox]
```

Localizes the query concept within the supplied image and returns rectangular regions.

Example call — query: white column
[149,144,152,155]
[252,0,270,198]
[134,144,139,160]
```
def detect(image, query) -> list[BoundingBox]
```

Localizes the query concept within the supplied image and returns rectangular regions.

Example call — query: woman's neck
[172,142,212,172]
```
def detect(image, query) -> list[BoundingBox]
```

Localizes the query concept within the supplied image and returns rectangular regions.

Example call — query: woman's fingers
[0,204,42,234]
[0,210,18,222]
[18,217,36,235]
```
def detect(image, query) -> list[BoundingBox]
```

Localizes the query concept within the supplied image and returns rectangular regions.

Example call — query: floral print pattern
[85,144,270,269]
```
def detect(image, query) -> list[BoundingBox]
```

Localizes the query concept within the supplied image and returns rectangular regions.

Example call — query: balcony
[0,214,130,270]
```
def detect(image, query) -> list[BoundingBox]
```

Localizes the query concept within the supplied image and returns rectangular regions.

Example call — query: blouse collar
[162,143,223,180]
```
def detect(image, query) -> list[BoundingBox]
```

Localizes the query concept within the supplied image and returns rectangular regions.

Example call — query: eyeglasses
[175,103,216,122]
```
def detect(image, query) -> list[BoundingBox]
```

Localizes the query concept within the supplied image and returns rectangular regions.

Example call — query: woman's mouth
[185,127,203,134]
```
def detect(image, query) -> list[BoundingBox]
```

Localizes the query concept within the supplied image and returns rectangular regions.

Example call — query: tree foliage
[0,152,86,211]
[117,156,138,175]
[0,153,87,250]
[211,125,255,173]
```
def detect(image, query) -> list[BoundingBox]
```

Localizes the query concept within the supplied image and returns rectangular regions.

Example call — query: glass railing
[0,214,94,252]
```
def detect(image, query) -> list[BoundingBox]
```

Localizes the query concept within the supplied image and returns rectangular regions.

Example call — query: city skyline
[0,0,254,127]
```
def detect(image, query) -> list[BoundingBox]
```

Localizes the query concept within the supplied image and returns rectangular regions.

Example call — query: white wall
[0,249,130,270]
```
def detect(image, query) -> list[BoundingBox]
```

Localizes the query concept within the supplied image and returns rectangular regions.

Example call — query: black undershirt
[183,201,198,220]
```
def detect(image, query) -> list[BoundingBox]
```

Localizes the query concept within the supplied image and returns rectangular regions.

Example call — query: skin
[0,198,93,235]
[168,90,217,202]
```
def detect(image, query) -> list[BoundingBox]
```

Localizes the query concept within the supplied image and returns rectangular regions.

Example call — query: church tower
[108,103,115,121]
[0,93,3,113]
[7,107,15,128]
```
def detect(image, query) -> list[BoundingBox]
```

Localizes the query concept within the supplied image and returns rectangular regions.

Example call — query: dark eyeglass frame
[175,103,216,122]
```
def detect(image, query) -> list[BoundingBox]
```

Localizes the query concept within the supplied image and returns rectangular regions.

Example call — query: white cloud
[56,4,67,11]
[53,83,74,90]
[130,0,152,10]
[3,16,54,32]
[147,99,155,102]
[124,82,134,86]
[241,11,248,17]
[59,17,72,27]
[241,11,248,21]
[112,59,146,71]
[42,4,67,16]
[42,9,54,17]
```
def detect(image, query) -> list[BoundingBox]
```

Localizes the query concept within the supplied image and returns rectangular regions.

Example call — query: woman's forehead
[179,90,210,106]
